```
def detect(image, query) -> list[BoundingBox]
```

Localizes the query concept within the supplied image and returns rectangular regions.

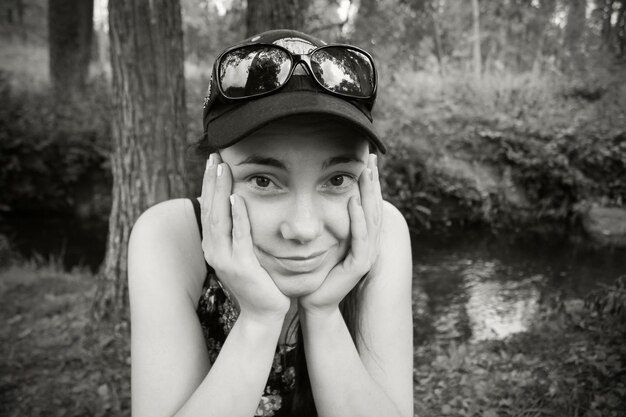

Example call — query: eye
[323,174,357,192]
[329,175,345,186]
[254,176,271,188]
[246,175,281,192]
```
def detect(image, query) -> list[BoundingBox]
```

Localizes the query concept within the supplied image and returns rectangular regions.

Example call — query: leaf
[483,409,498,417]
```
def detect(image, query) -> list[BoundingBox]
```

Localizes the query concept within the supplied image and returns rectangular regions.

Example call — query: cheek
[240,197,279,244]
[323,197,352,242]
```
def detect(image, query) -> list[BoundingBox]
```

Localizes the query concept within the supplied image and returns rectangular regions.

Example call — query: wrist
[298,303,341,321]
[238,308,288,329]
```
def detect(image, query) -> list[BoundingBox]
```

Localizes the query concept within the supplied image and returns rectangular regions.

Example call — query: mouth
[259,248,329,274]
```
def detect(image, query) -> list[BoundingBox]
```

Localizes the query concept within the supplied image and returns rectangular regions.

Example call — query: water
[413,230,626,343]
[2,215,625,343]
[1,213,107,272]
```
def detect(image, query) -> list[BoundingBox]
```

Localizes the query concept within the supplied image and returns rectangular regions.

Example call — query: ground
[1,259,624,417]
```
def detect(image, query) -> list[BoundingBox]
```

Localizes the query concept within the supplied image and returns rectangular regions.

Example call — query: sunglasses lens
[311,47,375,97]
[219,46,291,98]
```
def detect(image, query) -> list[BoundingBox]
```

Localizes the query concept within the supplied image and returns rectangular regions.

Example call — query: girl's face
[220,118,370,298]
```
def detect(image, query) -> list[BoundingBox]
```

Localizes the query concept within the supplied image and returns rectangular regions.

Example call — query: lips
[260,248,329,274]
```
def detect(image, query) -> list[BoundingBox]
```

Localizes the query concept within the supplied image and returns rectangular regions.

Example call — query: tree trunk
[471,0,482,78]
[618,0,626,56]
[246,0,307,36]
[431,1,445,77]
[563,0,586,71]
[48,0,94,99]
[600,0,615,52]
[94,0,188,320]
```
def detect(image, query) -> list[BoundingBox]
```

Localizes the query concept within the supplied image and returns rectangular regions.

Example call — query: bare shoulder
[363,200,412,290]
[128,198,206,299]
[379,200,411,262]
[131,198,198,240]
[381,200,410,238]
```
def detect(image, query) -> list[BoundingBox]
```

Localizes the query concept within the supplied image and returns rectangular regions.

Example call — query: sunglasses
[214,43,377,109]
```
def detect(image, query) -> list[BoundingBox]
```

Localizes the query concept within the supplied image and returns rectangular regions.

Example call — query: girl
[128,30,413,417]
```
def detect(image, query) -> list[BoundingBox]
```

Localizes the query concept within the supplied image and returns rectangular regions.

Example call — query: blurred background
[1,1,625,416]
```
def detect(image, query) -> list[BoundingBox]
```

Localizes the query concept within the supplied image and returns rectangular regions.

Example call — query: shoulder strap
[190,197,203,240]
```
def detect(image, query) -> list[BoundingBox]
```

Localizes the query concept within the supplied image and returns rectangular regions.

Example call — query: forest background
[1,0,625,416]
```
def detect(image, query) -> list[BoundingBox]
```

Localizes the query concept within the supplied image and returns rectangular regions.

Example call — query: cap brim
[206,91,386,154]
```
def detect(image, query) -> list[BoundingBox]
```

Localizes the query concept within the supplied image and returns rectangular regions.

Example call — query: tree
[471,0,481,78]
[246,0,308,36]
[564,0,587,70]
[95,0,188,319]
[47,0,94,100]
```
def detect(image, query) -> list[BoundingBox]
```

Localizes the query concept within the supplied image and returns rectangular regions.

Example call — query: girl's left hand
[299,154,383,314]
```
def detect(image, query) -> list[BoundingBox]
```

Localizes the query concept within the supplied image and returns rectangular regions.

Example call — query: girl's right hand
[200,153,291,322]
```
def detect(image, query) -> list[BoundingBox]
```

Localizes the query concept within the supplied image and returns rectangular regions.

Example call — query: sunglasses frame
[214,42,378,108]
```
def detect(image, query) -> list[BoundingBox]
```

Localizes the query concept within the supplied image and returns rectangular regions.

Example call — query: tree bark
[246,0,307,36]
[471,0,482,78]
[431,0,445,77]
[563,0,586,70]
[617,0,626,56]
[600,0,615,52]
[48,0,94,99]
[94,0,188,320]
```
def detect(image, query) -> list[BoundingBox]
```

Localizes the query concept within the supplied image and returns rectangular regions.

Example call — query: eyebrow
[322,155,365,170]
[235,154,365,170]
[235,155,287,169]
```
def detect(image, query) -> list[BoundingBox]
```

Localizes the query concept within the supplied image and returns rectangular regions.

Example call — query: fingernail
[372,154,378,167]
[229,194,235,206]
[217,163,223,177]
[207,154,214,168]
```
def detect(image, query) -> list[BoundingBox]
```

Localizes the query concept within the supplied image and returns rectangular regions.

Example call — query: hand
[200,153,291,321]
[299,154,383,314]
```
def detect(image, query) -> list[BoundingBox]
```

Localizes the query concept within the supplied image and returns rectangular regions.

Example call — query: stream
[2,215,625,343]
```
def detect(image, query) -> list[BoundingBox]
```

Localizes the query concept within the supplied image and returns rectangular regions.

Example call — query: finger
[370,154,383,203]
[209,162,233,247]
[200,153,218,223]
[230,194,254,255]
[360,155,383,259]
[359,165,379,230]
[347,195,368,268]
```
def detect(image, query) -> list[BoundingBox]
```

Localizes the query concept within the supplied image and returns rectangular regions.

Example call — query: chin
[269,270,329,298]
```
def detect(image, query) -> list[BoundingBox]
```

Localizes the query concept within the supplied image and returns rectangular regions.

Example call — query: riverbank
[375,68,626,244]
[3,62,625,247]
[1,256,624,416]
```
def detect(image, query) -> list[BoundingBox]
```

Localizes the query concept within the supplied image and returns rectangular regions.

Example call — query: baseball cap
[202,29,386,153]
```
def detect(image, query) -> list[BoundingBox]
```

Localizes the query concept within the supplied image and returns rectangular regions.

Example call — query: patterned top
[196,270,297,417]
[191,198,296,417]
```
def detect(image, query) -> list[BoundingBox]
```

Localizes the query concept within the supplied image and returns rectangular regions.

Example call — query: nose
[280,194,322,244]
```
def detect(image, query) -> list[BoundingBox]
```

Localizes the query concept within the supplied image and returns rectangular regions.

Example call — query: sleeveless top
[190,198,297,417]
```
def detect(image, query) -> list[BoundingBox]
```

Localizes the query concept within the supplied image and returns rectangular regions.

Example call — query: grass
[1,256,624,417]
[0,258,130,417]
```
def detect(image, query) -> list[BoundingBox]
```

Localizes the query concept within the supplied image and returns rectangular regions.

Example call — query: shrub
[0,71,112,215]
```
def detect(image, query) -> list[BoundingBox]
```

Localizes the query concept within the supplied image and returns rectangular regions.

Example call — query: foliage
[0,258,130,417]
[374,66,626,230]
[0,71,112,215]
[413,275,626,417]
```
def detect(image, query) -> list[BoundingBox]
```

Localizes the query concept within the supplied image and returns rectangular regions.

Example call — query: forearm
[300,307,404,417]
[174,312,284,417]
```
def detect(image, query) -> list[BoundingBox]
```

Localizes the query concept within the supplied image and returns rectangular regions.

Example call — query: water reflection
[412,231,626,343]
[463,261,541,341]
[416,258,543,342]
